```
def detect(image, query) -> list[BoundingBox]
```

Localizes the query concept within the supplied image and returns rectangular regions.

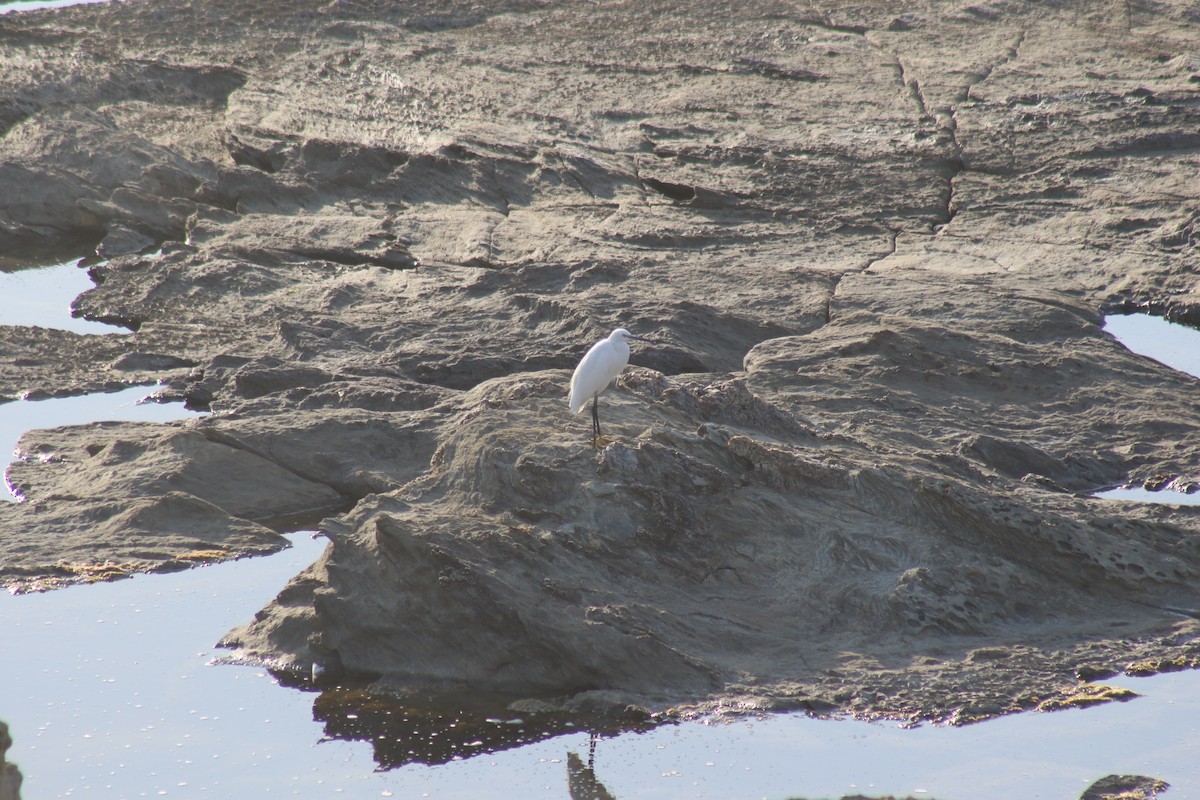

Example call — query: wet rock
[182,382,215,409]
[1080,774,1170,800]
[224,369,1200,717]
[1124,654,1200,676]
[959,434,1078,489]
[0,491,288,592]
[1076,664,1120,682]
[1034,683,1137,713]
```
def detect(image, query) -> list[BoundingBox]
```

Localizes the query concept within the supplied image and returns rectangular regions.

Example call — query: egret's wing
[569,342,604,413]
[568,340,628,413]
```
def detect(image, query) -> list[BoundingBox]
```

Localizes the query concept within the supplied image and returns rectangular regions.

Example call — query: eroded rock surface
[2,0,1200,724]
[1081,774,1170,800]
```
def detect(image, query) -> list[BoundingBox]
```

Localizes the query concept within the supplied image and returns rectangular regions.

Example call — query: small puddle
[0,528,1196,798]
[2,384,205,501]
[0,0,111,14]
[1099,312,1200,506]
[1103,312,1200,380]
[0,259,124,335]
[1095,486,1200,506]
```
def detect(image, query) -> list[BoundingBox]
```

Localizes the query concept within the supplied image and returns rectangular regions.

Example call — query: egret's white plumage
[568,328,641,445]
[569,328,634,413]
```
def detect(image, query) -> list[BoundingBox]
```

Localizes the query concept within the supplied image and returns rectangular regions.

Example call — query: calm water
[1,530,1196,800]
[0,260,122,334]
[1099,312,1200,505]
[0,0,110,14]
[1103,313,1200,384]
[1095,486,1200,506]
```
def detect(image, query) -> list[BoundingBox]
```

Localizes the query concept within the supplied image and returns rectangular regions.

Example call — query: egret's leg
[590,397,601,448]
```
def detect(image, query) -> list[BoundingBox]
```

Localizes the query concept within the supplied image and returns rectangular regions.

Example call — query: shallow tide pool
[1,530,1197,800]
[1103,313,1200,381]
[0,260,122,335]
[1098,312,1200,505]
[3,285,1199,796]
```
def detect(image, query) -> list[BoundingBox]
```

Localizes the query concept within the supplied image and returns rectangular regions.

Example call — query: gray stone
[109,352,197,372]
[1081,774,1170,800]
[96,224,156,258]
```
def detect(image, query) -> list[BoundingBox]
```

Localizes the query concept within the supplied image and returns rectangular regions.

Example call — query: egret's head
[611,327,640,342]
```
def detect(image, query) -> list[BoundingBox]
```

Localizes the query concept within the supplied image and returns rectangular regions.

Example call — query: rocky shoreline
[2,0,1200,726]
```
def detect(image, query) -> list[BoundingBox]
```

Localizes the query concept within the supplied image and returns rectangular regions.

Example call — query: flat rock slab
[2,0,1200,730]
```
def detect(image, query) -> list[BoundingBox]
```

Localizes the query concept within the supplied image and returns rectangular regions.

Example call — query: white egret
[568,327,644,448]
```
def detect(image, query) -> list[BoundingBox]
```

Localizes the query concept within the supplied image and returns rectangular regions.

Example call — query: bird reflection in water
[297,680,654,771]
[568,733,616,800]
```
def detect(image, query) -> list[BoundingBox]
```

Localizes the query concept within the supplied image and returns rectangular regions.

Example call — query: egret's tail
[568,390,586,414]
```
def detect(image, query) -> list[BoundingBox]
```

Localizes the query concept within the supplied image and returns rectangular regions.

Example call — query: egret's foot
[592,434,616,449]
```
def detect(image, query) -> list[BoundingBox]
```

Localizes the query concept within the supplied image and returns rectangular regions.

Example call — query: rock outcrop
[2,0,1199,723]
[0,722,21,800]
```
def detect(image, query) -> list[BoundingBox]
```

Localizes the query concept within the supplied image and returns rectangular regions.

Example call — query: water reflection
[292,682,653,770]
[1103,312,1200,380]
[567,735,615,800]
[2,523,1196,797]
[1098,312,1200,504]
[0,720,22,800]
